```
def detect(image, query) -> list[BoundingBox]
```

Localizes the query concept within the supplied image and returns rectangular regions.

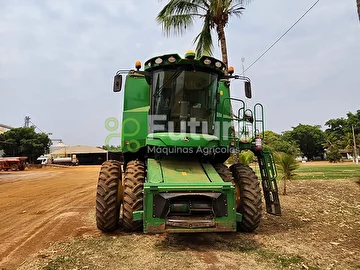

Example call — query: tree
[326,146,342,163]
[263,130,300,157]
[238,150,254,165]
[0,127,51,163]
[324,117,348,149]
[325,110,360,162]
[102,145,122,152]
[274,152,299,195]
[157,0,252,68]
[357,0,360,22]
[283,124,325,160]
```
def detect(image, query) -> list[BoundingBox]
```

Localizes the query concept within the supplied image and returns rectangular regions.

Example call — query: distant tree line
[261,110,359,194]
[101,145,122,152]
[263,110,360,164]
[0,127,51,163]
[0,111,358,165]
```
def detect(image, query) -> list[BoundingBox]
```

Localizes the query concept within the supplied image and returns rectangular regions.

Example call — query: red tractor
[0,157,27,171]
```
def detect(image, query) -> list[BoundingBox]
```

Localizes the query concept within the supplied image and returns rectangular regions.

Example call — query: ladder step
[257,150,281,216]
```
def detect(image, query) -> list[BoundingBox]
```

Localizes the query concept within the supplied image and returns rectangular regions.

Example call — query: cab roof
[144,53,227,76]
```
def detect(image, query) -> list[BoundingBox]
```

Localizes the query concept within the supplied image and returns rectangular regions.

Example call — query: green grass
[255,249,303,268]
[251,163,360,180]
[292,164,360,180]
[43,256,75,270]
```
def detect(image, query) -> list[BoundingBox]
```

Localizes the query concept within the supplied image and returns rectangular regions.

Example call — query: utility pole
[352,125,358,164]
[241,57,245,76]
[24,116,30,128]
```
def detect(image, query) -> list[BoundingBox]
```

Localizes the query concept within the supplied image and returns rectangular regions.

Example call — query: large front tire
[123,160,145,232]
[230,164,262,232]
[213,163,233,182]
[96,160,122,232]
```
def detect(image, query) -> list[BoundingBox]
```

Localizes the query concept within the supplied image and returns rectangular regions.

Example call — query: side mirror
[113,74,122,92]
[245,81,252,99]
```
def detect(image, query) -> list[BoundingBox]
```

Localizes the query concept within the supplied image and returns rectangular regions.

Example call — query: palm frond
[157,0,206,36]
[275,152,299,180]
[157,0,202,17]
[231,0,253,5]
[238,150,255,165]
[194,17,213,56]
[158,14,195,36]
[228,3,245,17]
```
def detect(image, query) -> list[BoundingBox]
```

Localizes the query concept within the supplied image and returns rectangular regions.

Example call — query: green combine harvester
[96,50,281,233]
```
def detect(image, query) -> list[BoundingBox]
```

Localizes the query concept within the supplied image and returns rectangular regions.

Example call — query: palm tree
[238,150,255,165]
[157,0,252,68]
[275,152,299,195]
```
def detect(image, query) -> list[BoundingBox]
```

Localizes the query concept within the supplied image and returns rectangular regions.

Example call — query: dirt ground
[0,164,359,270]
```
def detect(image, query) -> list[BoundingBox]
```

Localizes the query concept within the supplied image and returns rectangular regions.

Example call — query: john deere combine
[96,51,281,233]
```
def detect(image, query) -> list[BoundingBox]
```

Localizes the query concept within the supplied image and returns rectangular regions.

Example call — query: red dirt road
[0,166,100,269]
[1,164,359,269]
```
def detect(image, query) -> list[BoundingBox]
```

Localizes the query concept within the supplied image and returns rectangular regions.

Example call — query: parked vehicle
[36,154,79,166]
[96,50,281,233]
[0,157,27,171]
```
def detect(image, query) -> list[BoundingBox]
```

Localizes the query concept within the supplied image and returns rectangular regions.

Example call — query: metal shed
[51,145,108,165]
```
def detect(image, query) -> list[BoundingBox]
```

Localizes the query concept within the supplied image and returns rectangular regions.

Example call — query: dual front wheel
[213,163,262,232]
[96,160,144,232]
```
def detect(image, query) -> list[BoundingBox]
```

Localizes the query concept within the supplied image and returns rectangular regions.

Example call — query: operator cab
[151,68,218,135]
[112,51,255,144]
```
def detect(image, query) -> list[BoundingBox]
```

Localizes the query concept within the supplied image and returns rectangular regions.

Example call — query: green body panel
[147,157,223,184]
[201,163,225,183]
[121,106,149,153]
[121,73,150,153]
[161,159,211,183]
[217,80,232,117]
[143,158,237,233]
[216,81,232,146]
[147,133,219,147]
[123,75,150,111]
[147,158,163,184]
[132,210,143,221]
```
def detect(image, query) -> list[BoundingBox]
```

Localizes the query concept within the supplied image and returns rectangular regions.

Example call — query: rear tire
[123,160,145,231]
[19,164,25,171]
[96,160,122,232]
[11,164,18,171]
[230,164,262,232]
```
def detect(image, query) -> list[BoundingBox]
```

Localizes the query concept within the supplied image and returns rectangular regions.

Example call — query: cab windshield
[151,69,218,134]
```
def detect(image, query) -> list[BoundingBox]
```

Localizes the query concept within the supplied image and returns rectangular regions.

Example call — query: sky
[0,0,359,147]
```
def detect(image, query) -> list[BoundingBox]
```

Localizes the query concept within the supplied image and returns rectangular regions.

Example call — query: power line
[244,0,321,72]
[24,116,46,134]
[29,120,45,133]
